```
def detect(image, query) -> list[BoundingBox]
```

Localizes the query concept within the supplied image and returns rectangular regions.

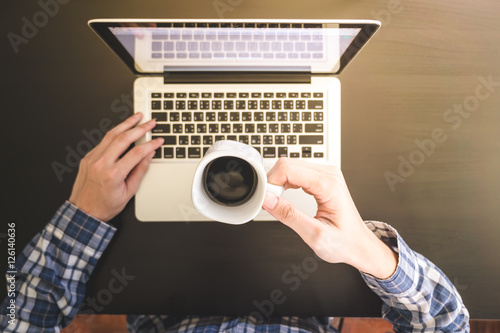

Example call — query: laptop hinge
[163,72,311,84]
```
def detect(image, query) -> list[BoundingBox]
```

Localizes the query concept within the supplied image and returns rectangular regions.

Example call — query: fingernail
[263,192,278,210]
[155,138,164,145]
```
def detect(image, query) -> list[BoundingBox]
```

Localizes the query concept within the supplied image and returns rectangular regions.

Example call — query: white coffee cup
[192,140,283,224]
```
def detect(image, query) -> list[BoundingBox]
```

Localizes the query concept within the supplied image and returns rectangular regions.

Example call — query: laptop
[88,19,380,222]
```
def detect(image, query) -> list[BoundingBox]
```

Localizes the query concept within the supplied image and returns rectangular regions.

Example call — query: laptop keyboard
[150,90,326,160]
[150,22,325,61]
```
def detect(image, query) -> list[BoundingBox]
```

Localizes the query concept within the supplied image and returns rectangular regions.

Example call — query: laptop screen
[89,20,380,75]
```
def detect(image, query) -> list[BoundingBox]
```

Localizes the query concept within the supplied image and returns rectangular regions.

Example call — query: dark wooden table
[2,0,499,319]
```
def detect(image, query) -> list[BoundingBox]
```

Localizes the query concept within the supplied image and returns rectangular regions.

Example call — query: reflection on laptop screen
[108,23,361,74]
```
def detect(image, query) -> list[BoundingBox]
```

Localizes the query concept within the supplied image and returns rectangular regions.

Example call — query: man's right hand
[69,113,164,222]
[262,158,398,280]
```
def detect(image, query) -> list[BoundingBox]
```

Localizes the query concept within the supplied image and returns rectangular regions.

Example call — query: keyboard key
[152,124,170,134]
[203,136,213,145]
[263,135,273,144]
[209,124,219,133]
[185,124,195,133]
[278,112,288,121]
[314,112,323,121]
[302,147,312,158]
[152,101,161,110]
[176,147,186,158]
[242,112,252,121]
[202,92,212,98]
[224,100,234,110]
[176,93,187,98]
[236,100,246,110]
[203,147,209,156]
[281,123,291,133]
[239,135,249,144]
[239,92,249,98]
[233,123,243,133]
[263,147,276,158]
[152,135,176,145]
[313,92,324,98]
[214,93,224,98]
[278,147,288,157]
[253,147,261,154]
[170,112,180,121]
[176,101,186,110]
[302,112,312,121]
[254,112,264,121]
[289,92,298,98]
[164,93,174,98]
[188,101,198,110]
[251,92,261,98]
[266,112,276,121]
[194,112,204,121]
[206,112,216,121]
[200,100,210,110]
[226,92,237,98]
[264,92,274,98]
[221,123,231,133]
[194,124,206,134]
[189,92,199,98]
[215,135,225,142]
[163,147,174,158]
[191,136,201,145]
[275,135,285,144]
[164,100,174,110]
[296,100,306,109]
[293,124,303,133]
[245,124,255,133]
[248,100,258,109]
[152,93,162,98]
[179,136,189,145]
[257,123,267,133]
[181,112,192,121]
[218,112,228,121]
[153,148,161,159]
[188,147,201,158]
[290,152,300,158]
[212,100,222,109]
[287,135,297,144]
[260,100,270,109]
[299,135,324,144]
[314,152,324,158]
[227,135,237,141]
[152,112,167,122]
[305,123,323,133]
[284,100,294,109]
[272,100,282,109]
[251,135,261,144]
[308,100,323,109]
[269,123,279,133]
[173,124,183,133]
[290,112,300,121]
[276,92,286,98]
[230,112,240,121]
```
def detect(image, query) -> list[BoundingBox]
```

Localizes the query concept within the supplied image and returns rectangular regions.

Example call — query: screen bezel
[88,19,381,76]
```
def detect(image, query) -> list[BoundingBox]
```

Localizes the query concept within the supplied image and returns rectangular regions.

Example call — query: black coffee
[203,157,258,206]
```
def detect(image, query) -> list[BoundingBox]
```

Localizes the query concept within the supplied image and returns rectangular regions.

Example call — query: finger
[267,158,336,202]
[104,119,157,162]
[125,150,156,197]
[116,137,164,177]
[263,191,322,247]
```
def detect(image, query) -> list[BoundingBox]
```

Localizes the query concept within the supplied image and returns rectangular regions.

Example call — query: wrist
[347,226,398,280]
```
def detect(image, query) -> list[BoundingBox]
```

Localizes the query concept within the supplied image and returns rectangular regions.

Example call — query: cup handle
[266,183,284,197]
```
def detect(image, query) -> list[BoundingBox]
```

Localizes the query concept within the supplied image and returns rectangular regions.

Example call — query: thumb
[263,192,320,245]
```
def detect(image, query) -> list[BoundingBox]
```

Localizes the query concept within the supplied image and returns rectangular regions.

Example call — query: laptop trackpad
[135,163,317,222]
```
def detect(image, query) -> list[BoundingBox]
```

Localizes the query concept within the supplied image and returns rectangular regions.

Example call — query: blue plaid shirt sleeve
[0,201,116,332]
[361,221,470,333]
